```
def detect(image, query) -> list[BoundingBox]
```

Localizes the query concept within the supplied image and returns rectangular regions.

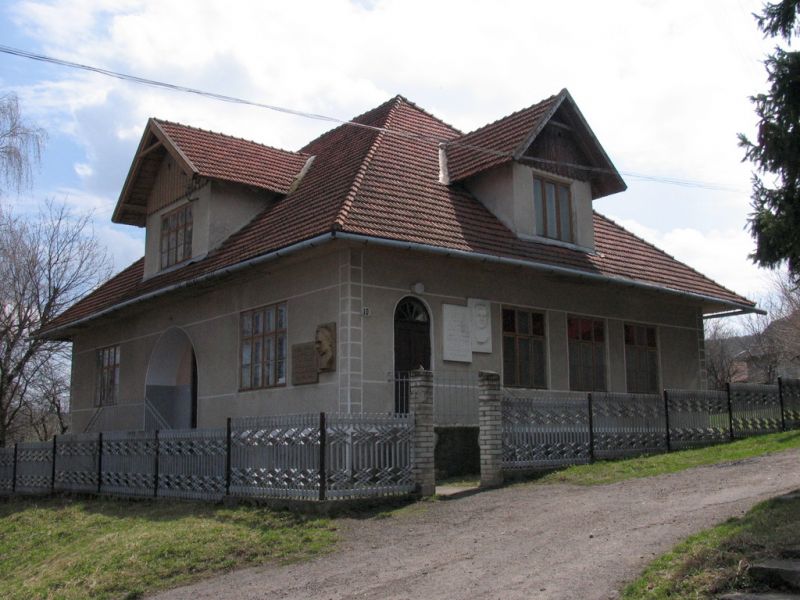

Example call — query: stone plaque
[443,304,472,363]
[468,298,492,353]
[292,342,319,385]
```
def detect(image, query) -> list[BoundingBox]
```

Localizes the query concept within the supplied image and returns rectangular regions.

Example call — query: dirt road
[152,449,800,600]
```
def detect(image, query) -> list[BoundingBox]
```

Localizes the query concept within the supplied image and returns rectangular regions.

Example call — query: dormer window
[533,175,573,243]
[160,203,193,270]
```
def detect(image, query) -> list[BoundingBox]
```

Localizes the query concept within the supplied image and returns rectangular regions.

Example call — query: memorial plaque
[292,342,319,385]
[442,304,472,363]
[468,298,492,353]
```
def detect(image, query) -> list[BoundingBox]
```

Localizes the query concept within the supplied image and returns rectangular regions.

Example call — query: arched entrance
[145,328,197,430]
[394,297,431,413]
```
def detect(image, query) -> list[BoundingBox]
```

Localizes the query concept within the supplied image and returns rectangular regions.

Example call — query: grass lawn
[535,430,800,486]
[621,492,800,599]
[0,497,336,600]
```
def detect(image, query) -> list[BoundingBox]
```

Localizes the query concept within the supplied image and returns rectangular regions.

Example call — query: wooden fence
[503,378,800,470]
[0,412,415,502]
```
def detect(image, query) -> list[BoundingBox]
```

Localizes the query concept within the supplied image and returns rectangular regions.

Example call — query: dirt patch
[150,449,800,600]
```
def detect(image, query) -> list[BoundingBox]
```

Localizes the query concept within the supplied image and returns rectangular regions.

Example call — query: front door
[394,297,431,413]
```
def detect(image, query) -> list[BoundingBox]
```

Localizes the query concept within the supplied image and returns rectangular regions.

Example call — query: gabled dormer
[112,119,313,279]
[441,89,626,252]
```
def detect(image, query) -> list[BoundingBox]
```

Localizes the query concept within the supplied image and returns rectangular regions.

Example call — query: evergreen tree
[739,0,800,276]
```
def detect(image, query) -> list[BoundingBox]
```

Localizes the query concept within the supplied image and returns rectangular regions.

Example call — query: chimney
[438,142,450,185]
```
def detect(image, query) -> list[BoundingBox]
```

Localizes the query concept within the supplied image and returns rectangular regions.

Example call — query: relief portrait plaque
[291,342,319,385]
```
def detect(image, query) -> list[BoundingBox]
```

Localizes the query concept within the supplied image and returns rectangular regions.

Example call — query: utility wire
[0,43,749,194]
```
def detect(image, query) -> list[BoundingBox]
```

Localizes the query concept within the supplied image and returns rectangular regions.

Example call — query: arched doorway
[394,297,431,413]
[145,328,197,430]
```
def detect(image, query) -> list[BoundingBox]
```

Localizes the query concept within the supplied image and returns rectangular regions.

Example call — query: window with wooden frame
[624,324,659,394]
[502,307,547,388]
[160,203,193,270]
[533,174,573,243]
[240,302,287,390]
[568,316,606,391]
[95,345,120,406]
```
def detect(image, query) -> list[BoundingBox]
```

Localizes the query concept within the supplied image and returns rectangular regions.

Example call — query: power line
[0,43,749,195]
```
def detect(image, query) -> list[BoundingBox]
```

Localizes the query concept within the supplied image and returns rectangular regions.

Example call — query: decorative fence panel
[502,391,591,469]
[591,393,666,458]
[55,433,99,493]
[665,389,730,449]
[157,428,227,501]
[101,430,157,497]
[326,413,414,499]
[0,446,14,494]
[782,378,800,430]
[729,383,783,437]
[15,441,53,494]
[230,414,320,500]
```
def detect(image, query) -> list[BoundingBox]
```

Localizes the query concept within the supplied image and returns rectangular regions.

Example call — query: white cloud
[73,162,92,178]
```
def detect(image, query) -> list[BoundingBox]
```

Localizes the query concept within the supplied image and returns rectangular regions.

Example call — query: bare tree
[22,356,71,441]
[0,93,46,195]
[704,319,740,390]
[0,201,109,446]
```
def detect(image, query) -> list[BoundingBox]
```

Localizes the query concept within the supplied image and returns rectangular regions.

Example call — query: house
[41,90,758,433]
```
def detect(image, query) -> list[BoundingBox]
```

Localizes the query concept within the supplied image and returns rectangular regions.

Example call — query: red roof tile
[155,120,310,193]
[445,93,560,182]
[43,95,755,336]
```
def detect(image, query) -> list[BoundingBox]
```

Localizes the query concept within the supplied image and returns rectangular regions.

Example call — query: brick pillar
[479,370,503,488]
[408,369,435,497]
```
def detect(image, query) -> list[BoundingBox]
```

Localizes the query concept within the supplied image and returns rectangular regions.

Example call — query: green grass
[622,492,800,599]
[0,497,337,600]
[535,430,800,486]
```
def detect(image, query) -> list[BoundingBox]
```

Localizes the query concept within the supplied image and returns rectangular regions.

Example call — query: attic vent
[438,143,449,185]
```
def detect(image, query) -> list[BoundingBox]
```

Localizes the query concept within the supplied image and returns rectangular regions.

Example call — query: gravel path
[152,449,800,600]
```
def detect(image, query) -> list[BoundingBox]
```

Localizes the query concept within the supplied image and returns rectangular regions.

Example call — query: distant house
[41,90,758,432]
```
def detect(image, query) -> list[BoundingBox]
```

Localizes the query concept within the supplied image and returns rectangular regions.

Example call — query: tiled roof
[154,120,310,193]
[43,95,754,336]
[445,93,560,182]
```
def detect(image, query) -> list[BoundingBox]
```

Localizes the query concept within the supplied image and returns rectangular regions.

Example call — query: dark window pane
[518,338,532,387]
[517,310,530,335]
[624,324,635,345]
[593,320,604,342]
[545,182,557,237]
[567,318,580,340]
[568,339,580,389]
[532,339,546,387]
[558,185,571,241]
[646,327,657,348]
[503,336,516,386]
[595,345,606,391]
[580,319,592,341]
[530,312,545,337]
[534,178,545,236]
[502,309,515,333]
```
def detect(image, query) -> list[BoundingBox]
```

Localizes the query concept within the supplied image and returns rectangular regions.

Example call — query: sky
[0,0,783,304]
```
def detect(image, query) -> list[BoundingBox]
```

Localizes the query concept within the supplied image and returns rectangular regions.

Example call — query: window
[95,345,120,406]
[568,317,606,391]
[533,175,573,243]
[625,324,659,393]
[160,203,193,269]
[502,308,547,388]
[240,302,287,389]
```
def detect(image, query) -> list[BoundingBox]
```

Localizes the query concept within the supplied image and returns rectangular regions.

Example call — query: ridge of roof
[456,90,561,142]
[153,118,307,158]
[300,95,400,153]
[594,211,753,306]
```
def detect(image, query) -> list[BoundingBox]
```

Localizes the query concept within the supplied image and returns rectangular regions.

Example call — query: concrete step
[749,560,800,590]
[719,593,800,599]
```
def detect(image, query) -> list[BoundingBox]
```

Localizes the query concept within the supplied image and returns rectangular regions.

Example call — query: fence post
[478,371,503,488]
[409,369,436,496]
[153,429,160,498]
[225,417,232,497]
[778,377,787,432]
[663,390,672,452]
[12,442,17,494]
[726,383,735,441]
[587,393,595,463]
[51,435,57,494]
[96,432,103,495]
[318,412,327,502]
